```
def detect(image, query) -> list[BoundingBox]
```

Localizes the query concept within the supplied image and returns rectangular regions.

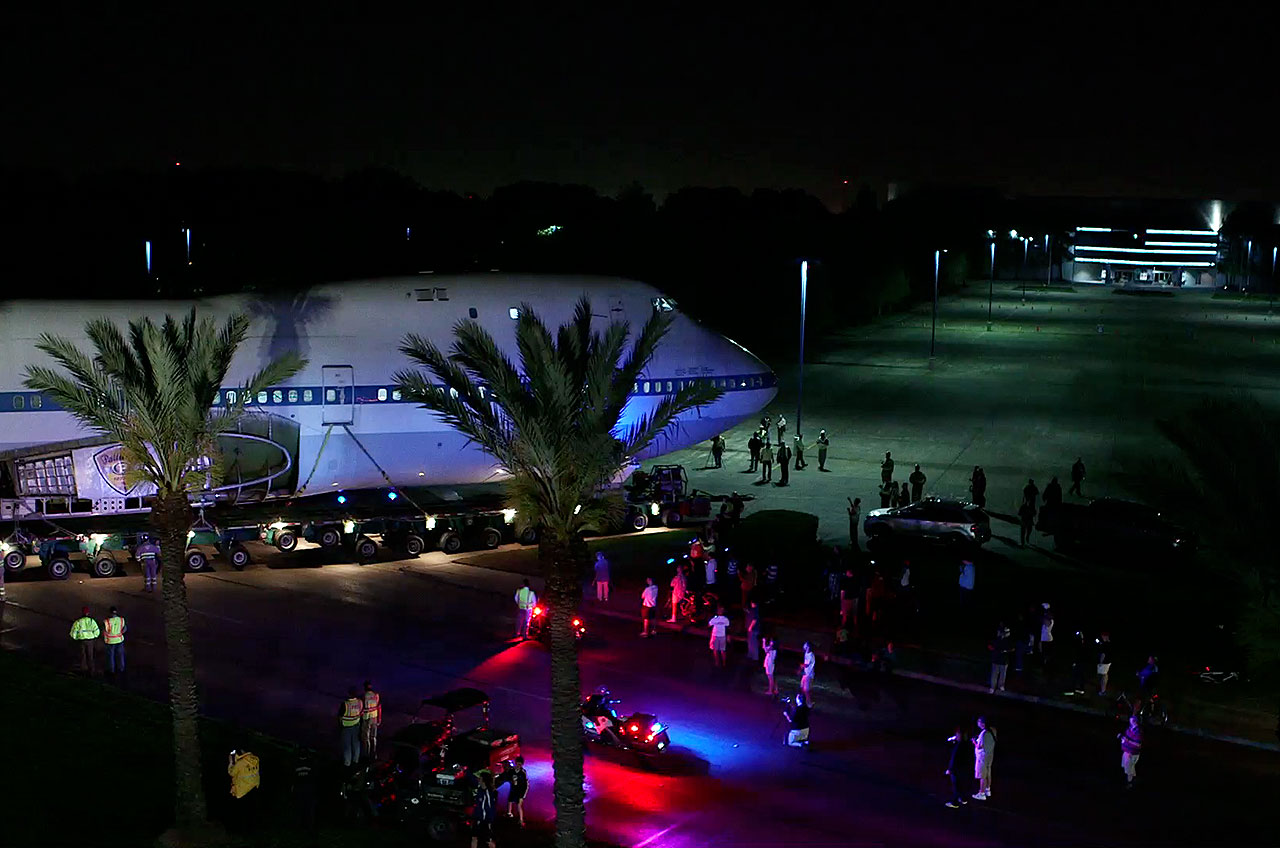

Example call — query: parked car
[1049,497,1195,554]
[863,497,991,547]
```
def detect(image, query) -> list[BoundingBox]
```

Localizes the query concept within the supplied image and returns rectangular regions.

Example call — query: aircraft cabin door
[321,365,354,425]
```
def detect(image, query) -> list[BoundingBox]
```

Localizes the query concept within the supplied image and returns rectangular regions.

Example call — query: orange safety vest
[341,697,362,727]
[103,615,126,645]
[362,690,381,723]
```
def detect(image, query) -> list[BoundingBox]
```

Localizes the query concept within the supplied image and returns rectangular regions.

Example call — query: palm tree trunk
[540,530,588,848]
[154,489,208,831]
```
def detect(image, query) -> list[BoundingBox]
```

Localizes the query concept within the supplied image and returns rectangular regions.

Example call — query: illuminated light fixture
[187,530,195,540]
[387,491,398,501]
[650,502,661,516]
[650,722,663,733]
[90,533,109,543]
[144,240,152,275]
[536,225,563,236]
[1145,241,1218,248]
[418,471,425,477]
[1074,246,1217,255]
[1076,226,1112,232]
[509,307,520,320]
[343,520,356,535]
[666,557,676,565]
[986,229,995,237]
[1146,229,1218,236]
[330,481,338,486]
[1074,257,1214,267]
[502,508,517,524]
[425,516,437,530]
[573,504,582,515]
[269,521,287,531]
[337,494,347,504]
[1009,229,1018,238]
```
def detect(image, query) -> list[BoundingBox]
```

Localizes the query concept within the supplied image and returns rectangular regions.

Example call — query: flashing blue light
[144,240,152,275]
[405,226,411,240]
[387,491,398,501]
[650,722,663,732]
[337,494,347,504]
[666,558,675,564]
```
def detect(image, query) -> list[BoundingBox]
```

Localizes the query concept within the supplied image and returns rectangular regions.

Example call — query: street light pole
[797,259,808,440]
[1045,234,1052,287]
[1021,237,1029,302]
[931,249,940,358]
[987,233,996,330]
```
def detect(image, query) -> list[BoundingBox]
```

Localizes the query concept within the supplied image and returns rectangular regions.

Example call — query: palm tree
[395,298,721,847]
[24,311,304,835]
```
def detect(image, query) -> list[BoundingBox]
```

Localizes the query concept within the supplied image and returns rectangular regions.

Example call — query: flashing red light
[572,619,581,627]
[630,724,639,732]
[533,606,542,616]
[1205,666,1211,671]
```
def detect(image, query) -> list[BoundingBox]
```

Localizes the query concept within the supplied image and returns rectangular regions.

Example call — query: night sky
[9,8,1278,202]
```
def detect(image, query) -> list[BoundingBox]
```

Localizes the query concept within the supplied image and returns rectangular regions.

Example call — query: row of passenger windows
[630,376,765,395]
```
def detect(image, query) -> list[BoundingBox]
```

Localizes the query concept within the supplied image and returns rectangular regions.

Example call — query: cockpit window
[651,296,678,313]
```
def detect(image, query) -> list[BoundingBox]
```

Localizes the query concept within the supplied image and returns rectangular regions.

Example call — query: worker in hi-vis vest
[135,534,162,593]
[70,606,101,674]
[102,605,127,678]
[514,579,538,640]
[339,687,363,766]
[361,680,382,760]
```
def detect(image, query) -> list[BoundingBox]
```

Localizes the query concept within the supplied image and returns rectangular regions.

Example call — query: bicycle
[1197,666,1242,685]
[1114,691,1168,727]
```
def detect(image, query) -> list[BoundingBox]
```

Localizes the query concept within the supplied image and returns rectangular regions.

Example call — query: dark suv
[863,497,991,547]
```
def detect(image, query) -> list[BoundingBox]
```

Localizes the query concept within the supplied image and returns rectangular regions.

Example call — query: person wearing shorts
[800,642,816,704]
[707,606,731,667]
[640,577,658,637]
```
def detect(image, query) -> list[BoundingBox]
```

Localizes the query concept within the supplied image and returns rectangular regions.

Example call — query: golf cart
[341,687,521,841]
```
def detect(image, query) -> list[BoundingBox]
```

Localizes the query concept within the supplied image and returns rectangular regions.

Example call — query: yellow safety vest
[515,587,536,610]
[362,691,381,723]
[341,697,362,727]
[228,751,260,798]
[70,616,100,641]
[103,616,126,645]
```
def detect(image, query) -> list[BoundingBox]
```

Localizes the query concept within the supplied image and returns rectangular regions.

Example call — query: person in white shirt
[668,565,688,623]
[800,641,816,703]
[707,606,731,667]
[640,577,659,637]
[972,716,997,800]
[763,638,778,695]
[704,555,717,587]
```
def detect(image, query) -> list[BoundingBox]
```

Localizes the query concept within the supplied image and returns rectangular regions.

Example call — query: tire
[481,527,502,549]
[229,546,251,570]
[4,549,25,573]
[185,550,208,572]
[92,557,118,578]
[403,535,425,556]
[425,813,459,843]
[439,531,463,555]
[319,527,342,548]
[518,526,539,545]
[354,537,378,563]
[275,530,297,552]
[48,558,72,580]
[663,510,682,528]
[630,512,649,531]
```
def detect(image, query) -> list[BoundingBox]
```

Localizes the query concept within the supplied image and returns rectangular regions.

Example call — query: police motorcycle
[580,687,670,757]
[527,604,587,643]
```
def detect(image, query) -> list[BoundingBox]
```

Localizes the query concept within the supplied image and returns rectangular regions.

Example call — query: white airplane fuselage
[0,275,776,503]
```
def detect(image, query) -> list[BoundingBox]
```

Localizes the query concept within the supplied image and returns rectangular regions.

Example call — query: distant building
[1067,223,1221,287]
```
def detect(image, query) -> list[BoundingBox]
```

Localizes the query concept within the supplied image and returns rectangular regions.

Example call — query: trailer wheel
[663,510,683,528]
[275,530,297,552]
[426,813,459,843]
[518,526,539,545]
[3,549,25,573]
[403,535,425,556]
[92,557,118,578]
[229,546,251,570]
[185,550,208,572]
[439,531,463,555]
[630,512,649,531]
[48,558,72,580]
[354,536,378,563]
[319,527,342,548]
[480,527,502,550]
